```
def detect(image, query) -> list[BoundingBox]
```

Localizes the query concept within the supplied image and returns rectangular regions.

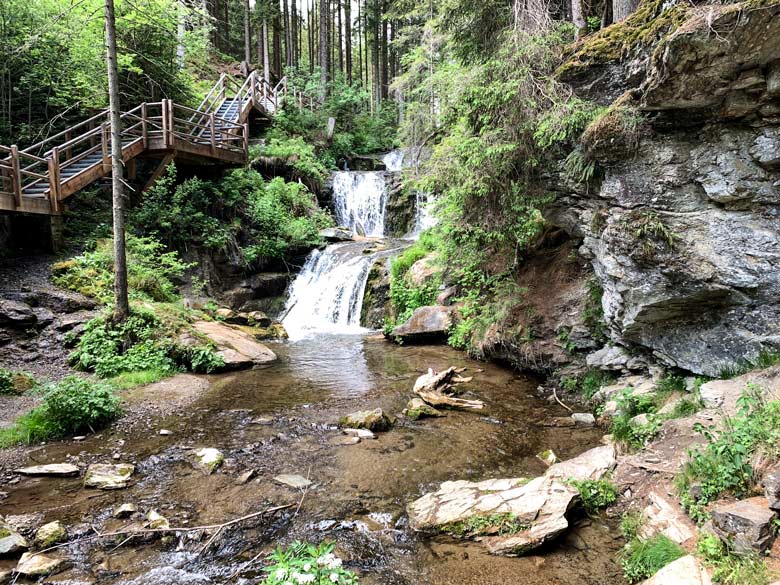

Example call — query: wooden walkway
[0,72,287,215]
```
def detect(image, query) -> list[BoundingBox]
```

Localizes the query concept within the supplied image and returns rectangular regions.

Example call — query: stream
[0,152,624,583]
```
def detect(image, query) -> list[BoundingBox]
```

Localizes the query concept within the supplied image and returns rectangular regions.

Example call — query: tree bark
[319,0,328,96]
[344,0,352,83]
[601,0,613,28]
[282,0,291,67]
[336,0,343,73]
[263,19,270,81]
[571,0,588,39]
[176,0,186,69]
[612,0,639,21]
[104,0,129,322]
[291,0,298,67]
[372,0,380,107]
[380,0,388,99]
[244,0,252,69]
[357,0,363,84]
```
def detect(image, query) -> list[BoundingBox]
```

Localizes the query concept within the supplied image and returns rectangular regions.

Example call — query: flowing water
[0,338,623,584]
[0,151,622,583]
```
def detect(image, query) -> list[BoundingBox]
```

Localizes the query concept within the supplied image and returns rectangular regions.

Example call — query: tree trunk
[380,1,388,99]
[612,0,639,21]
[309,0,314,73]
[291,0,298,67]
[104,0,129,322]
[571,0,588,39]
[263,19,270,81]
[243,0,252,69]
[336,0,343,73]
[319,0,328,96]
[282,0,291,67]
[344,0,352,83]
[273,14,282,77]
[357,0,363,84]
[176,0,186,69]
[372,0,380,107]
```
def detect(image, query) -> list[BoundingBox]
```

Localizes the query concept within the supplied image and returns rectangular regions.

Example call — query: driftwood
[413,367,485,411]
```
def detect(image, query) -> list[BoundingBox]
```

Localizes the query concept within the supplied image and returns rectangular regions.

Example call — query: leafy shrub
[697,533,768,585]
[254,136,329,188]
[0,368,13,394]
[42,376,121,435]
[610,388,662,449]
[620,534,685,583]
[677,388,780,521]
[0,369,36,395]
[70,310,178,379]
[444,513,529,537]
[53,235,189,303]
[386,232,441,330]
[567,478,618,515]
[262,541,358,585]
[0,376,120,446]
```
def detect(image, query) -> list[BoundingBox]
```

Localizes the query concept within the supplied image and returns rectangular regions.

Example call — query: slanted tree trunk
[571,0,588,39]
[104,0,129,322]
[344,0,352,83]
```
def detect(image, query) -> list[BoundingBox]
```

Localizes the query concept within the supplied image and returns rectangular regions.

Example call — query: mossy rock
[403,398,444,420]
[339,408,394,432]
[34,521,67,548]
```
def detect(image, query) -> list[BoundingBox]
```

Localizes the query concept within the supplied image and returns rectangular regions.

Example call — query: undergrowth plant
[697,533,768,585]
[567,478,618,515]
[620,534,685,583]
[444,513,530,537]
[261,541,358,585]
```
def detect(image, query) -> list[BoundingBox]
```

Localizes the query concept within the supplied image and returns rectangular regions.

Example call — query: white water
[282,244,374,340]
[332,172,387,236]
[408,190,438,238]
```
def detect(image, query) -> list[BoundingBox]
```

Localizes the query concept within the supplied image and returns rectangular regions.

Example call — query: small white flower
[293,573,316,584]
[303,563,312,572]
[274,568,288,580]
[327,557,342,569]
[329,573,340,583]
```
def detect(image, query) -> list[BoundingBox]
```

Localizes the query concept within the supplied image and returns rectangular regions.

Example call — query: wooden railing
[0,71,287,215]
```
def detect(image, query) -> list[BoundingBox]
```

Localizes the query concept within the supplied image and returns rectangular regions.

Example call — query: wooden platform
[0,72,286,215]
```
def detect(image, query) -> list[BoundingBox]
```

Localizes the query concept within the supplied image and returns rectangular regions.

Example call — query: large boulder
[699,368,780,415]
[407,476,579,556]
[391,306,453,342]
[182,321,277,370]
[545,445,616,481]
[0,299,36,328]
[639,555,711,585]
[0,525,29,555]
[319,227,354,242]
[15,552,67,577]
[710,498,776,555]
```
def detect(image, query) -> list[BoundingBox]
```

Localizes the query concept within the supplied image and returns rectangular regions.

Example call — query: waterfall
[282,243,375,340]
[408,191,438,238]
[332,172,387,237]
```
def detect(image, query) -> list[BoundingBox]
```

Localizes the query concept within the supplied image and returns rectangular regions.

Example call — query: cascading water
[332,172,388,237]
[282,243,375,339]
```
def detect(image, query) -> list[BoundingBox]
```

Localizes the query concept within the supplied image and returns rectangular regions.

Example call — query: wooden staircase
[0,72,287,215]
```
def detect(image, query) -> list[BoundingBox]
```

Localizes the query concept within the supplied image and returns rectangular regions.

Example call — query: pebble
[159,429,173,436]
[73,436,86,441]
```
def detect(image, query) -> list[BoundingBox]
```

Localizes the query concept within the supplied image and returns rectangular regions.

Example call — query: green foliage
[677,388,780,522]
[0,369,13,395]
[69,310,179,379]
[627,210,678,259]
[107,368,171,390]
[720,350,780,379]
[0,376,120,446]
[253,136,329,187]
[610,388,662,449]
[133,166,331,267]
[385,232,441,331]
[583,277,608,342]
[53,235,189,303]
[563,148,599,185]
[261,541,358,585]
[444,513,530,537]
[534,99,606,150]
[582,369,614,401]
[567,478,618,515]
[620,534,686,583]
[697,533,768,585]
[620,511,644,542]
[0,369,34,395]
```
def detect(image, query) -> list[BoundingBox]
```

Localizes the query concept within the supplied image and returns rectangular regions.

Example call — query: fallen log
[415,389,484,410]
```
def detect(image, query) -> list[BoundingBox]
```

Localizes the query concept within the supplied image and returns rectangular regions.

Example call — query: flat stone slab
[14,464,80,477]
[274,474,313,489]
[407,475,579,555]
[16,552,68,577]
[0,526,29,555]
[339,408,392,432]
[84,463,135,490]
[392,305,453,341]
[545,445,616,481]
[639,555,711,585]
[640,491,696,545]
[190,321,277,370]
[192,448,224,474]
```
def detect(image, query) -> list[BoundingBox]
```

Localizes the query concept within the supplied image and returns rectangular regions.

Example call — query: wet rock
[360,258,391,328]
[320,227,354,242]
[274,474,313,489]
[245,310,272,327]
[339,408,393,432]
[113,503,138,518]
[236,469,256,484]
[699,368,780,415]
[545,445,617,482]
[571,413,595,426]
[0,298,36,327]
[16,551,67,577]
[436,286,459,307]
[0,524,29,555]
[251,417,274,425]
[34,521,67,548]
[764,465,780,511]
[391,306,453,342]
[84,463,135,490]
[407,476,579,556]
[404,397,444,420]
[14,463,80,477]
[543,417,576,428]
[52,310,96,332]
[0,569,11,584]
[4,514,43,537]
[343,428,376,440]
[193,448,224,474]
[711,498,776,554]
[639,555,711,585]
[146,510,170,530]
[537,450,558,466]
[630,413,651,428]
[159,429,173,436]
[185,321,277,370]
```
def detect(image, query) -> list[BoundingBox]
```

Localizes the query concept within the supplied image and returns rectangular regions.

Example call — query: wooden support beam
[126,158,137,181]
[141,103,148,148]
[10,145,21,209]
[142,152,175,193]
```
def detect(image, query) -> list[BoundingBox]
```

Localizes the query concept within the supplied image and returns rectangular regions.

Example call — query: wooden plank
[142,152,175,192]
[0,193,52,215]
[10,145,21,209]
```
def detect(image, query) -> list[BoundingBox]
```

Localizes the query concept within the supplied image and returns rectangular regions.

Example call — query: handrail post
[101,123,110,171]
[243,123,249,158]
[161,99,169,148]
[167,100,175,147]
[141,103,148,148]
[48,148,60,213]
[209,114,217,155]
[64,131,72,162]
[250,71,256,106]
[10,145,21,209]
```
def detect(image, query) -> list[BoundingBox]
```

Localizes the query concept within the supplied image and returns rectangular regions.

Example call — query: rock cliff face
[549,1,780,376]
